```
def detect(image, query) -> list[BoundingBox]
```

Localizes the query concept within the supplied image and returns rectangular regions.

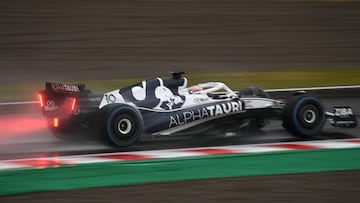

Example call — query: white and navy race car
[38,71,357,147]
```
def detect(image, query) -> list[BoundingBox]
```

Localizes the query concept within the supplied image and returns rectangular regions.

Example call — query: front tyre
[104,105,143,147]
[282,95,325,137]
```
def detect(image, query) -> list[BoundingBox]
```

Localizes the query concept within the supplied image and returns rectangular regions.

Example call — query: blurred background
[0,0,359,85]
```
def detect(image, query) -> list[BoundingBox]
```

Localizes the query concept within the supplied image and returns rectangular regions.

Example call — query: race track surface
[0,96,359,160]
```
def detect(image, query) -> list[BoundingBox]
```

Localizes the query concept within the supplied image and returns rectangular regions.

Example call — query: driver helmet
[189,86,203,94]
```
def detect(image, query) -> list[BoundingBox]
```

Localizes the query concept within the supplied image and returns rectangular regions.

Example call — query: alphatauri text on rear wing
[45,82,85,94]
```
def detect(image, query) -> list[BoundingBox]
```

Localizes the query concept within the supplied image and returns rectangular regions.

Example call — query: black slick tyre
[103,104,143,147]
[282,95,325,137]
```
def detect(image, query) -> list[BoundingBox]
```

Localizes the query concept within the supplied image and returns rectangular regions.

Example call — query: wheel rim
[303,109,316,124]
[117,118,132,134]
[111,114,136,140]
[298,103,322,129]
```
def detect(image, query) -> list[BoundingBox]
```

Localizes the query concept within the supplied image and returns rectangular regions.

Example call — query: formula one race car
[38,71,358,147]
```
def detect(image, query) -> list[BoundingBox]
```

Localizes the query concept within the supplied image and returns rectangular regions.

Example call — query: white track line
[1,138,359,171]
[0,101,38,106]
[265,85,360,92]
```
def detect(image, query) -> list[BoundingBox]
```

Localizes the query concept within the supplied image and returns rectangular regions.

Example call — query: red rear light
[71,98,76,111]
[53,118,59,128]
[38,94,44,107]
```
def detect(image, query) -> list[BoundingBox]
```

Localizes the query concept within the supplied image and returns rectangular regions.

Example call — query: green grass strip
[1,68,360,101]
[1,148,360,196]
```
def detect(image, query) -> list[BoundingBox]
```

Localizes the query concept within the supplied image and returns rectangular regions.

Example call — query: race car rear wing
[45,82,85,94]
[39,82,87,119]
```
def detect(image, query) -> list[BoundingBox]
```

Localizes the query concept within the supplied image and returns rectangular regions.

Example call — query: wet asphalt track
[0,95,359,160]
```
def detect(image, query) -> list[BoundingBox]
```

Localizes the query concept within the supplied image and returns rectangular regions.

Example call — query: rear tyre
[282,95,325,137]
[104,104,143,147]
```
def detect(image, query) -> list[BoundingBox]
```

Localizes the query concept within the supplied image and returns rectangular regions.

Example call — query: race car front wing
[326,106,358,128]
